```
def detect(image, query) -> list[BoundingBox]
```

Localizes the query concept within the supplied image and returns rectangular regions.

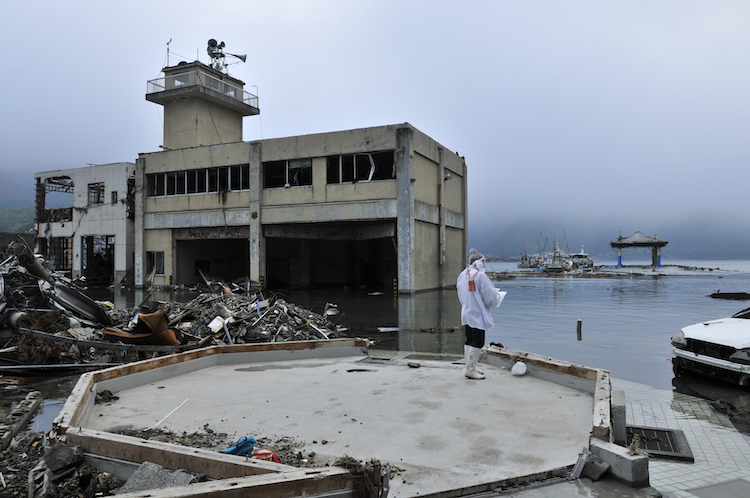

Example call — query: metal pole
[577,319,582,341]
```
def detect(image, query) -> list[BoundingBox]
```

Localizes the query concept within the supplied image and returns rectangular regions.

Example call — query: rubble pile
[155,292,343,345]
[1,242,346,371]
[0,431,126,497]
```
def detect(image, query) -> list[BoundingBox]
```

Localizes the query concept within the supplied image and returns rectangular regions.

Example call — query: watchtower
[146,40,259,149]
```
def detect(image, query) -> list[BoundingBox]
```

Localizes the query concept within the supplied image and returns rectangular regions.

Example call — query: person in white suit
[456,251,505,379]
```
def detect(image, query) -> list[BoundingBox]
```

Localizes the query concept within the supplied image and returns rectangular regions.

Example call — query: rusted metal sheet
[102,310,180,346]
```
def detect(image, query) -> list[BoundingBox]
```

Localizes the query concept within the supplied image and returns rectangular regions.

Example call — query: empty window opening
[36,176,74,223]
[147,251,165,276]
[147,164,249,197]
[265,231,397,290]
[175,239,249,285]
[262,159,313,188]
[81,235,115,287]
[40,237,72,273]
[126,177,135,220]
[326,150,395,184]
[111,191,118,205]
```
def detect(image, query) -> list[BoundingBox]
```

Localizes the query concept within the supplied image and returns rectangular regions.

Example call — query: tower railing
[147,71,258,108]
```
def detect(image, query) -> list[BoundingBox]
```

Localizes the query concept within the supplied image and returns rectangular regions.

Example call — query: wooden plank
[111,467,355,498]
[1,391,42,451]
[64,428,297,479]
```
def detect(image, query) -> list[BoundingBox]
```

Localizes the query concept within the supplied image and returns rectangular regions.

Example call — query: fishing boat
[569,246,593,269]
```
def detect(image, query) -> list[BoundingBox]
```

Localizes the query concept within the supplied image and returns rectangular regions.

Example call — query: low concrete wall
[484,346,612,442]
[590,438,649,488]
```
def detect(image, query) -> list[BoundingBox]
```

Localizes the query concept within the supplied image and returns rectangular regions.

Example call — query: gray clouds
[2,1,749,230]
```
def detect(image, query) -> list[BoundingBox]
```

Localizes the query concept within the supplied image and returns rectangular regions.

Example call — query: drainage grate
[626,425,694,462]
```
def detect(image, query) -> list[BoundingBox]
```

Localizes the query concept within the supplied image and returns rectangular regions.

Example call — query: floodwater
[6,259,750,432]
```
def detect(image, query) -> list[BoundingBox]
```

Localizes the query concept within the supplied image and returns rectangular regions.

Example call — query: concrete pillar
[617,248,622,267]
[655,247,662,267]
[134,157,146,288]
[248,142,262,283]
[396,126,415,294]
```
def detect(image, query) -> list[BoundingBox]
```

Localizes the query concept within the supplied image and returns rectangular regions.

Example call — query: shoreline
[488,263,735,280]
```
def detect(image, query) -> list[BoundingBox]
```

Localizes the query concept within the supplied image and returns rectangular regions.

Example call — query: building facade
[34,59,469,294]
[135,124,467,293]
[34,163,135,285]
[135,60,467,293]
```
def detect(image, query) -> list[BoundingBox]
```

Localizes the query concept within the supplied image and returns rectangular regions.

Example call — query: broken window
[45,237,72,271]
[147,251,165,276]
[263,161,286,188]
[166,172,177,195]
[288,159,312,186]
[111,191,118,205]
[126,177,135,220]
[207,168,218,192]
[326,151,395,184]
[176,171,186,194]
[263,159,312,188]
[81,235,115,286]
[148,165,249,196]
[230,164,250,190]
[147,174,165,196]
[87,182,105,205]
[218,166,229,191]
[36,176,74,223]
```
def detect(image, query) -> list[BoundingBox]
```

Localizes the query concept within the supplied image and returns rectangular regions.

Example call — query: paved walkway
[616,378,750,498]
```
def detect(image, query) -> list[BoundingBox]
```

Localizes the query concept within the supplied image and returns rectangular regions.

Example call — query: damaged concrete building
[34,163,136,286]
[135,60,468,293]
[34,54,468,293]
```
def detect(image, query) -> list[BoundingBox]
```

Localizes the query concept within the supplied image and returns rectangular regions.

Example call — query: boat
[517,246,533,268]
[569,246,593,269]
[541,244,568,273]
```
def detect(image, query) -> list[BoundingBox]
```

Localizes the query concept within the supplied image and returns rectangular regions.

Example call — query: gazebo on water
[610,231,668,267]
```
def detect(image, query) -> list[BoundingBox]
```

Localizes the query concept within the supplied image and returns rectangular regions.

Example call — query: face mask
[472,259,485,272]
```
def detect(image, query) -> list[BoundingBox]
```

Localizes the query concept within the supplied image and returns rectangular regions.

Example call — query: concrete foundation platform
[53,340,615,497]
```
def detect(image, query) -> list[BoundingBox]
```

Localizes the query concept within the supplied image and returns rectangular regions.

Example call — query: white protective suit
[456,261,504,330]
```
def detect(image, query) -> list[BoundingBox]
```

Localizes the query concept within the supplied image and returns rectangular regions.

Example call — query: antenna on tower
[206,38,246,73]
[166,38,172,66]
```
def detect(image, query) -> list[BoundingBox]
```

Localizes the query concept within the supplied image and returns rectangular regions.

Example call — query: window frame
[87,182,106,205]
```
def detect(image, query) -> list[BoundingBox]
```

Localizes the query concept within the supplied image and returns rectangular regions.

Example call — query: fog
[2,1,749,241]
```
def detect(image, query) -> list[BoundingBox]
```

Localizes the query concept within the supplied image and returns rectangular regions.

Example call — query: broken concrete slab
[117,461,195,494]
[44,442,83,472]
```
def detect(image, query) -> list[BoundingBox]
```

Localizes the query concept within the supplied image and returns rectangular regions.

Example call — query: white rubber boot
[464,345,483,375]
[465,346,485,380]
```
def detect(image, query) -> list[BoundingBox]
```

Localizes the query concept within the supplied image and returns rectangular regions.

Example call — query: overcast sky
[3,1,749,231]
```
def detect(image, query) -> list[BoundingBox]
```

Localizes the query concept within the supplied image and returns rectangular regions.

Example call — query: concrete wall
[34,163,135,282]
[137,123,468,292]
[163,98,242,149]
[144,228,172,286]
[414,220,440,290]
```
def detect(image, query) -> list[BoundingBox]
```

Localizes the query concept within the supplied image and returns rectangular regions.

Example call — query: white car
[671,308,750,387]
